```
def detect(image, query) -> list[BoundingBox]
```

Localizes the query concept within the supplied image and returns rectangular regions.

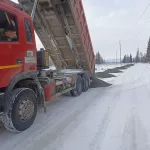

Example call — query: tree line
[122,54,133,63]
[95,37,150,64]
[122,50,146,63]
[122,37,150,63]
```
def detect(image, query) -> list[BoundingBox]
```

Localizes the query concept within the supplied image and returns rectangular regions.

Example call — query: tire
[82,74,89,92]
[70,75,82,96]
[2,88,37,132]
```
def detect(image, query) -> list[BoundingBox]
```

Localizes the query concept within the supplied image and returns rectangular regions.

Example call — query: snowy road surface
[1,64,150,150]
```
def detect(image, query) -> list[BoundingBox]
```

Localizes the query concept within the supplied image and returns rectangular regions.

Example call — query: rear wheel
[82,74,90,92]
[2,88,37,132]
[70,75,82,96]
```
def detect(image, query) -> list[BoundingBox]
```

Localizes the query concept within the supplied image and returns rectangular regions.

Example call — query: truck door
[0,9,22,87]
[23,18,37,72]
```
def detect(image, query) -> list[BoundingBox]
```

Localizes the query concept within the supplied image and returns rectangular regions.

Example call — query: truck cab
[0,0,37,88]
[0,1,42,132]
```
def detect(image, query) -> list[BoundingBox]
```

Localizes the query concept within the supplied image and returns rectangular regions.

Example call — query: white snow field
[1,64,150,150]
[95,64,124,73]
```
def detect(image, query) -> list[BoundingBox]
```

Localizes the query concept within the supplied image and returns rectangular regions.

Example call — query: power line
[129,2,150,38]
[136,20,149,34]
[131,2,150,37]
[133,2,150,29]
[135,19,150,36]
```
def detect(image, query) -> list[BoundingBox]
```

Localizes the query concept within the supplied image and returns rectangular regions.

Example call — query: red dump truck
[0,0,95,132]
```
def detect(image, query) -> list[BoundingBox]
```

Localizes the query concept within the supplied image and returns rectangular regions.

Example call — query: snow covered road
[1,64,150,150]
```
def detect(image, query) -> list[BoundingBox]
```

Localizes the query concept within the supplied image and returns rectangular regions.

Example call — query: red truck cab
[0,1,43,132]
[0,0,37,88]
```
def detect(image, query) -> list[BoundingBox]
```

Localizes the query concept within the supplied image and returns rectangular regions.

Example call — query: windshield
[0,10,18,41]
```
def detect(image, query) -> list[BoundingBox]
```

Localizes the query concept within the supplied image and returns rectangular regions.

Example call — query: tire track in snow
[121,72,150,150]
[43,87,123,150]
[122,109,137,150]
[89,90,121,150]
[122,98,149,150]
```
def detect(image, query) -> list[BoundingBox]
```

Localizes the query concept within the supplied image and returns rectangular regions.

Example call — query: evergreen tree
[141,53,146,63]
[135,48,140,63]
[130,54,132,63]
[97,52,101,64]
[139,52,143,62]
[123,54,133,63]
[122,55,127,63]
[126,54,130,63]
[95,52,104,64]
[133,58,135,63]
[146,38,150,62]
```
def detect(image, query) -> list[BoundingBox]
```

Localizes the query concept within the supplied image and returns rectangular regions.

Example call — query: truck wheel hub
[19,99,34,122]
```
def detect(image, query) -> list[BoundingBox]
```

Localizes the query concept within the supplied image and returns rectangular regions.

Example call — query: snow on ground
[99,76,116,83]
[1,64,150,150]
[99,72,123,83]
[95,63,123,72]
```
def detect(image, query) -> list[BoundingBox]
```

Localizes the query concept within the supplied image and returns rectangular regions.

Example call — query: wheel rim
[18,99,34,122]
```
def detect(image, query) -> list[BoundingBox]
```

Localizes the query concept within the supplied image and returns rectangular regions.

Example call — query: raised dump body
[18,0,95,73]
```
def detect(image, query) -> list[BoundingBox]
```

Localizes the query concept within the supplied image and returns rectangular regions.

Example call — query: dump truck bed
[18,0,95,73]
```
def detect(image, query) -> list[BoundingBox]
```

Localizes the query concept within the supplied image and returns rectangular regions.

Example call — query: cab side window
[0,10,18,42]
[24,19,33,42]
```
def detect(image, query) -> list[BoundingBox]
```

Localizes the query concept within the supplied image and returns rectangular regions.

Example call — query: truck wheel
[82,74,89,92]
[70,75,82,96]
[2,88,37,132]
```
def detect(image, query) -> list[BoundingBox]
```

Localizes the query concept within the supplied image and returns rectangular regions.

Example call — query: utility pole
[119,41,122,64]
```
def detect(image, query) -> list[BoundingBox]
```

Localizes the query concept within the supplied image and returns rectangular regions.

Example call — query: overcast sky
[83,0,150,59]
[12,0,150,59]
